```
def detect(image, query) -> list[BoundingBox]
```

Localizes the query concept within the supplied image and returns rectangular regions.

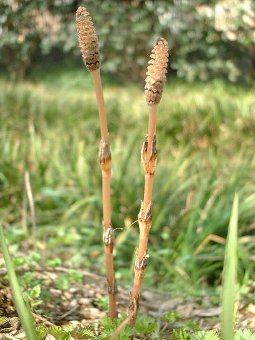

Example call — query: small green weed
[55,269,83,290]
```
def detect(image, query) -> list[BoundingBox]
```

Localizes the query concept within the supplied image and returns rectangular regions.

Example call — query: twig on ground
[56,305,79,320]
[32,313,55,327]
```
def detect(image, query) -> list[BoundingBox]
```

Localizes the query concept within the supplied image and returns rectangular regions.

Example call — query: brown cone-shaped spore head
[76,6,100,71]
[145,38,169,105]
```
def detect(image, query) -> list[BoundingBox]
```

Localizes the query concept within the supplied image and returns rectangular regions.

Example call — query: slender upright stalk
[24,171,36,247]
[76,7,117,319]
[128,38,169,325]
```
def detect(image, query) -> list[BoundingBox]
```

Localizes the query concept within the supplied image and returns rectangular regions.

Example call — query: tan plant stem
[109,317,131,340]
[128,104,158,325]
[91,69,108,142]
[109,300,138,340]
[91,68,117,320]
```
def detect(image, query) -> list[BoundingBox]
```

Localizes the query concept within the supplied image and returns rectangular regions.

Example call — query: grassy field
[0,70,255,301]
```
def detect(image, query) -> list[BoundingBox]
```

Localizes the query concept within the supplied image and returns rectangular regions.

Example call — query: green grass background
[1,69,255,297]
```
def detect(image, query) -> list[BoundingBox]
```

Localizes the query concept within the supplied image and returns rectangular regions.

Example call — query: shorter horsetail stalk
[145,38,168,105]
[128,37,169,325]
[76,6,117,319]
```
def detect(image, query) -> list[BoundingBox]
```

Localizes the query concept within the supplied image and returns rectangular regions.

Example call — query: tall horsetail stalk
[76,7,117,319]
[128,38,169,324]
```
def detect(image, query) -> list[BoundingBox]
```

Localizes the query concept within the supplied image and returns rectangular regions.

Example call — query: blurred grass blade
[0,226,37,340]
[221,194,238,340]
